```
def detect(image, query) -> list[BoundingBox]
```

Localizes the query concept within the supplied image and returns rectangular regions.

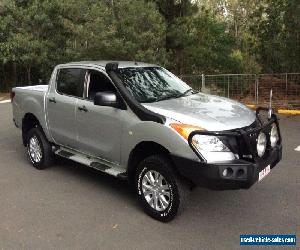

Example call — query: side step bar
[54,147,127,179]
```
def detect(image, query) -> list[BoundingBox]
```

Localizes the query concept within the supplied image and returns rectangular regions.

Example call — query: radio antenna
[268,89,273,119]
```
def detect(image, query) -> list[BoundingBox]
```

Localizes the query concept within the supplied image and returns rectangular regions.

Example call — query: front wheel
[135,155,188,222]
[26,127,53,170]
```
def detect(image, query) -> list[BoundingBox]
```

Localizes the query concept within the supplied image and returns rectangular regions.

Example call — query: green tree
[198,0,263,73]
[150,0,198,73]
[175,10,239,74]
[1,0,298,92]
[246,0,299,72]
[1,0,73,85]
[282,0,300,72]
[71,0,168,66]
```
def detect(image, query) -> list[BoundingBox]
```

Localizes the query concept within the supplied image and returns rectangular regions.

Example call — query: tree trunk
[1,63,6,91]
[27,66,31,85]
[154,0,191,74]
[12,61,17,87]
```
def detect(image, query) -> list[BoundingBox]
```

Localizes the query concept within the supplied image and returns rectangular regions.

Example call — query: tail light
[10,91,15,101]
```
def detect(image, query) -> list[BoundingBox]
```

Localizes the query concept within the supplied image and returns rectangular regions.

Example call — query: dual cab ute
[12,61,282,222]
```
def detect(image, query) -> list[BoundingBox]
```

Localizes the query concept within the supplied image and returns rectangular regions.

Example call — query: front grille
[222,119,275,161]
[188,108,281,162]
[244,119,260,131]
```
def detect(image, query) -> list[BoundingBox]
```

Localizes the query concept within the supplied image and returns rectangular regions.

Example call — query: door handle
[49,97,56,103]
[78,105,88,112]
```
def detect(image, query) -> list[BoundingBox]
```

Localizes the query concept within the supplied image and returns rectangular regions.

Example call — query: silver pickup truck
[12,61,282,222]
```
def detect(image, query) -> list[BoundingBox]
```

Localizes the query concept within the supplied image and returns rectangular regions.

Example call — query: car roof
[58,60,159,69]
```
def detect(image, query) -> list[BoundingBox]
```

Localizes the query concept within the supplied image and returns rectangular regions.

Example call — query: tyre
[135,155,188,222]
[26,126,53,170]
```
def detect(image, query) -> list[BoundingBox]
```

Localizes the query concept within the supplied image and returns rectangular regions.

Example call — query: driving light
[257,132,267,157]
[170,123,203,140]
[270,124,279,147]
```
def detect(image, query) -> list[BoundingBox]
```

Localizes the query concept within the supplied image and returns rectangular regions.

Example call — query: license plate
[258,165,271,181]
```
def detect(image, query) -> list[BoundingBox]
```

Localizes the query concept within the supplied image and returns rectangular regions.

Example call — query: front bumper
[172,144,282,190]
[172,108,283,190]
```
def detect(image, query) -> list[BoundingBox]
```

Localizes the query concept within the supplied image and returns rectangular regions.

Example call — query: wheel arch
[22,113,42,146]
[127,141,172,184]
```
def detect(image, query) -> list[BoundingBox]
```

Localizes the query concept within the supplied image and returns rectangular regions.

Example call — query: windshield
[115,67,194,103]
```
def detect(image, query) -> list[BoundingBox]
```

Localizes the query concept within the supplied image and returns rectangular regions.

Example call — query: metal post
[285,73,288,102]
[240,75,243,96]
[253,75,256,105]
[227,75,230,98]
[255,74,259,105]
[201,74,205,91]
[254,75,256,104]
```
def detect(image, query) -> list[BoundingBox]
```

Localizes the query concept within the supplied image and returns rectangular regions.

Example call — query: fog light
[222,168,233,177]
[237,168,245,178]
[270,124,279,147]
[257,132,267,157]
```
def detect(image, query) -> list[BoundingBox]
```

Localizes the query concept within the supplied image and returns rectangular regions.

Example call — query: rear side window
[56,68,85,97]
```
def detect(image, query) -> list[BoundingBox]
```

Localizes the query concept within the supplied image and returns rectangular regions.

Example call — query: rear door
[47,67,86,149]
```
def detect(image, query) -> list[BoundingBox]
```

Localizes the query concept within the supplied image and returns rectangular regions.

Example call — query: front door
[76,69,125,163]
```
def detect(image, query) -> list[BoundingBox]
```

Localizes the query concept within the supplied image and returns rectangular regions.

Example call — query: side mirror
[94,91,120,108]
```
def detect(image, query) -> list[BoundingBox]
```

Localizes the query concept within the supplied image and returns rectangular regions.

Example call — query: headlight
[191,135,230,152]
[270,124,279,147]
[191,135,235,162]
[257,132,267,157]
[170,123,235,163]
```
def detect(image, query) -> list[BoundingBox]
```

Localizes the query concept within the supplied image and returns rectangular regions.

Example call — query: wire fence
[1,71,299,109]
[181,73,300,109]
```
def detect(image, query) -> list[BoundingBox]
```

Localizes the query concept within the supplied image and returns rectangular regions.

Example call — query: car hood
[143,93,256,131]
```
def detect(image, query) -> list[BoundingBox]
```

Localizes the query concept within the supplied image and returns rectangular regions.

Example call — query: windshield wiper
[155,89,198,102]
[141,97,158,103]
[156,94,181,102]
[178,88,198,97]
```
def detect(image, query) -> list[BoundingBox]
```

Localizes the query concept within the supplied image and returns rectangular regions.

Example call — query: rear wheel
[26,127,53,170]
[135,155,188,222]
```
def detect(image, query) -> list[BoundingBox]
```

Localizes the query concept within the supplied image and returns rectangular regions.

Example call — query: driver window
[86,70,116,100]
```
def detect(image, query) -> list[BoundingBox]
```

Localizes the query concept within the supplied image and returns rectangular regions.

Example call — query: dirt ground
[0,93,10,101]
